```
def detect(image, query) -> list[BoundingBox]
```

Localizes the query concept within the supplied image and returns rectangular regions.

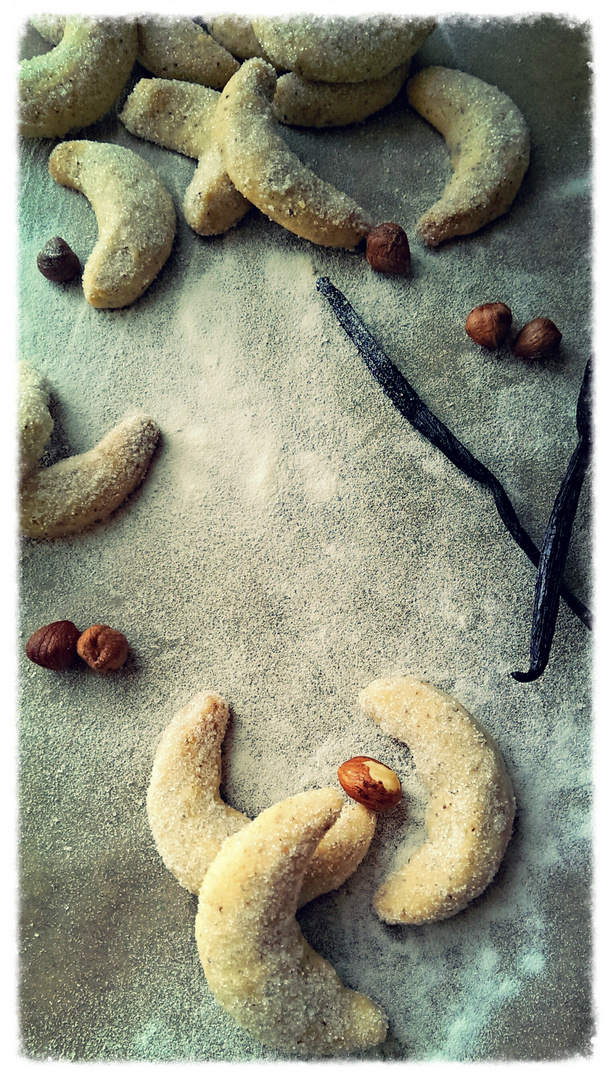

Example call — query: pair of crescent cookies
[18,361,159,539]
[148,675,515,1055]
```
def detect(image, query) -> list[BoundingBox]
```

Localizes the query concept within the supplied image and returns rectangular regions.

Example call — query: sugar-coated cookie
[120,78,250,236]
[196,789,388,1055]
[137,17,239,90]
[251,15,436,83]
[215,58,371,248]
[359,675,515,924]
[273,64,409,128]
[18,361,53,480]
[20,414,160,539]
[206,15,263,61]
[406,66,530,245]
[20,16,137,138]
[49,140,176,308]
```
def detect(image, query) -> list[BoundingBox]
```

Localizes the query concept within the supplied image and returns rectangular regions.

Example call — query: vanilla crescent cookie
[120,79,250,236]
[18,361,54,480]
[251,15,436,83]
[136,16,239,90]
[215,58,371,248]
[273,64,409,128]
[146,690,376,901]
[206,15,264,61]
[20,414,160,539]
[359,675,515,924]
[48,140,176,308]
[406,66,530,246]
[19,16,137,138]
[195,789,388,1055]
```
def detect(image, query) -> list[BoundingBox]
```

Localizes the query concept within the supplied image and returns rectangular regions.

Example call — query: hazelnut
[366,223,411,275]
[511,317,562,360]
[465,302,512,349]
[26,620,80,671]
[337,756,402,812]
[36,237,81,283]
[77,624,129,673]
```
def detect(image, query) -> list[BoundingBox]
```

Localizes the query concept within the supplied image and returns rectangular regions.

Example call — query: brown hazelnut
[337,756,402,812]
[511,317,562,360]
[465,302,512,349]
[77,624,129,673]
[26,620,80,671]
[36,237,81,283]
[366,222,411,275]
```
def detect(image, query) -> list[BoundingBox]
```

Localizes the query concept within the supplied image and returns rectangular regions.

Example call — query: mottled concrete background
[18,14,592,1062]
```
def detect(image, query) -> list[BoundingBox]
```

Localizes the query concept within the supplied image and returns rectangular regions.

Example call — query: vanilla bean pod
[511,357,592,681]
[316,276,592,630]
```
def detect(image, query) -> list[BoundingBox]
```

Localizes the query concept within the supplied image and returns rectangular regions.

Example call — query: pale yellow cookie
[196,789,388,1055]
[146,690,376,899]
[206,15,263,61]
[120,78,250,236]
[406,66,530,246]
[20,414,160,540]
[19,16,137,138]
[359,675,515,924]
[18,361,53,480]
[215,58,371,248]
[273,63,409,128]
[251,15,436,83]
[137,17,239,90]
[49,140,176,309]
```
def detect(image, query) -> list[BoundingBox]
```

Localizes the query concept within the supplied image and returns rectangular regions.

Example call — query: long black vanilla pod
[511,357,593,681]
[316,276,592,631]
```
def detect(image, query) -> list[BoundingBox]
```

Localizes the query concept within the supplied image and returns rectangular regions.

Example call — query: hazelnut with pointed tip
[337,756,402,812]
[465,302,512,349]
[512,317,562,360]
[26,620,80,670]
[366,223,411,275]
[77,624,129,673]
[36,237,81,283]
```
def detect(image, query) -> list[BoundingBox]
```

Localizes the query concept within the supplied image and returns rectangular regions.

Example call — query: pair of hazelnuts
[26,620,129,674]
[466,302,562,360]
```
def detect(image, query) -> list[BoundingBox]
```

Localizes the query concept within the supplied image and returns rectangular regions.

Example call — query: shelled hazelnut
[366,223,411,275]
[77,624,129,673]
[511,317,562,360]
[465,302,512,349]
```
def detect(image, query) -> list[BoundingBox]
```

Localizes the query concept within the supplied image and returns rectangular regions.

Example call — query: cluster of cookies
[147,676,515,1055]
[21,14,530,309]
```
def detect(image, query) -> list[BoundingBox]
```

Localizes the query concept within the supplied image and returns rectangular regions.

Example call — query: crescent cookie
[273,64,409,128]
[215,58,371,248]
[19,16,137,138]
[251,15,436,83]
[206,15,263,61]
[359,676,515,925]
[195,789,388,1055]
[146,691,376,901]
[120,79,250,236]
[18,361,54,480]
[48,140,176,309]
[20,414,160,539]
[136,17,239,90]
[406,66,530,246]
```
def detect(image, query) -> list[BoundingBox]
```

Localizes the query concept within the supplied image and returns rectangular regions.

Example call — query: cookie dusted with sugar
[214,58,371,247]
[146,690,376,899]
[19,16,137,138]
[273,64,410,128]
[120,78,250,236]
[137,16,239,90]
[48,141,176,308]
[251,14,436,83]
[359,675,515,924]
[195,789,388,1055]
[406,66,530,245]
[18,361,53,481]
[20,414,160,540]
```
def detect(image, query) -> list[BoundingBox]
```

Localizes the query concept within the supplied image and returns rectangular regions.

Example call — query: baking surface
[17,14,593,1062]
